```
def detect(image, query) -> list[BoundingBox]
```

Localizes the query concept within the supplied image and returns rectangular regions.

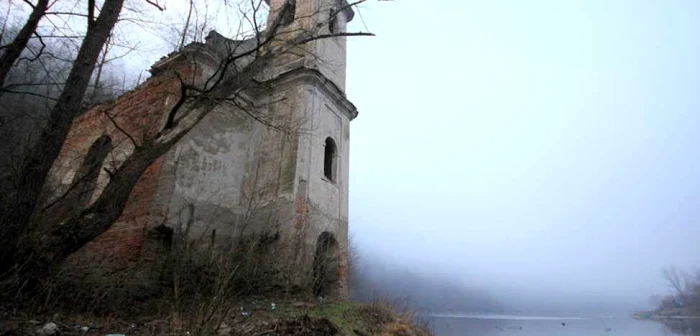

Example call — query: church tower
[257,0,358,298]
[265,0,354,90]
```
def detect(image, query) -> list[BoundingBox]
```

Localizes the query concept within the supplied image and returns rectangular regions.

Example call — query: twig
[144,0,166,11]
[104,110,140,148]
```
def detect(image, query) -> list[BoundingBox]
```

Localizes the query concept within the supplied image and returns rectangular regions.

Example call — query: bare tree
[0,0,51,88]
[663,266,691,298]
[178,0,196,51]
[0,0,161,274]
[0,5,133,197]
[653,266,700,316]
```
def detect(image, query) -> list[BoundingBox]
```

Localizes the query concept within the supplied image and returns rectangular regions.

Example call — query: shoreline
[631,311,700,321]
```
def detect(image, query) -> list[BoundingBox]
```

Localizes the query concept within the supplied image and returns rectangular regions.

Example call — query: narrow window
[329,8,338,33]
[280,0,296,26]
[324,137,336,181]
[74,135,112,206]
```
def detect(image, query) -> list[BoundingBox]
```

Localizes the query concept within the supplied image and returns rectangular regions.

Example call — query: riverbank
[0,299,432,335]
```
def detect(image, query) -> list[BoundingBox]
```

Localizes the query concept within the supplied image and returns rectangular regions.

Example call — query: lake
[427,313,700,336]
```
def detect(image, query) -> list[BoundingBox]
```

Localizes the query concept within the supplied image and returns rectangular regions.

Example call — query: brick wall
[46,61,194,272]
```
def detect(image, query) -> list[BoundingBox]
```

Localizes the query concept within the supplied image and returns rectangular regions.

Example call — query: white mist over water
[428,314,687,336]
[430,313,587,321]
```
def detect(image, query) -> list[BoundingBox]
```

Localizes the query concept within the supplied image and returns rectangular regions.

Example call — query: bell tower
[265,0,355,91]
[256,0,358,299]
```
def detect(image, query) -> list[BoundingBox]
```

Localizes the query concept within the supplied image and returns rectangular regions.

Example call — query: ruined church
[41,0,358,298]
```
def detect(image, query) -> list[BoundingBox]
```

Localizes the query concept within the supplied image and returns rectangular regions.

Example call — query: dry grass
[356,298,432,336]
[1,299,433,335]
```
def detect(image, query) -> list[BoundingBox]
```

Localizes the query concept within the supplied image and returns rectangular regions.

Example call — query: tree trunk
[23,126,197,282]
[0,0,50,88]
[0,0,125,274]
[90,34,112,102]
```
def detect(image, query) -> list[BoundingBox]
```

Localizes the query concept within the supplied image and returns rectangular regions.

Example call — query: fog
[35,0,700,315]
[346,0,700,314]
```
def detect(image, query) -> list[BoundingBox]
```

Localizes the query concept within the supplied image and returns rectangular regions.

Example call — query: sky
[344,0,700,312]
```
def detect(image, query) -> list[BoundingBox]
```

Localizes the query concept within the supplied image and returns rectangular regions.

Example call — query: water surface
[428,313,698,336]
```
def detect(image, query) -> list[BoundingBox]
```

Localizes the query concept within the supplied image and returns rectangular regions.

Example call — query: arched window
[323,137,337,182]
[329,8,338,33]
[280,0,296,26]
[43,135,112,225]
[74,135,112,206]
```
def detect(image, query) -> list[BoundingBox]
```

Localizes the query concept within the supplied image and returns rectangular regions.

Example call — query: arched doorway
[44,135,112,224]
[312,232,340,298]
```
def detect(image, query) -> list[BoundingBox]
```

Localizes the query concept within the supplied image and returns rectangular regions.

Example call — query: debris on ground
[37,322,58,336]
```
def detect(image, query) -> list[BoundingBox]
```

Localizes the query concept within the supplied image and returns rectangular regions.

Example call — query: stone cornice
[150,43,221,76]
[148,41,358,121]
[251,66,358,121]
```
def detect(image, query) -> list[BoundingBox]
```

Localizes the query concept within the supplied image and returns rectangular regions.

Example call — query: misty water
[428,314,697,336]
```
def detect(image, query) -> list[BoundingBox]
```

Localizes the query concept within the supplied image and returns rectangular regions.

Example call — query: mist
[25,0,700,316]
[346,0,700,315]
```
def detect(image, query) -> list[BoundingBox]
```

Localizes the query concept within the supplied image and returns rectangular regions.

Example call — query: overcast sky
[345,0,700,312]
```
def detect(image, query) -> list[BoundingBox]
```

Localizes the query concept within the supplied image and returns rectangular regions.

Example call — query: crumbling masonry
[40,0,358,299]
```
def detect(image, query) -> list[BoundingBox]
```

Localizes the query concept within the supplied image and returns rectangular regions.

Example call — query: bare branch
[17,32,46,64]
[0,0,50,88]
[663,266,689,297]
[178,0,195,51]
[104,109,139,148]
[144,0,166,11]
[162,73,191,131]
[0,88,58,100]
[46,12,90,18]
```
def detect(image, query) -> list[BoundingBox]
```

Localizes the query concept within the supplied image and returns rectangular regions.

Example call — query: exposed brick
[54,66,189,271]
